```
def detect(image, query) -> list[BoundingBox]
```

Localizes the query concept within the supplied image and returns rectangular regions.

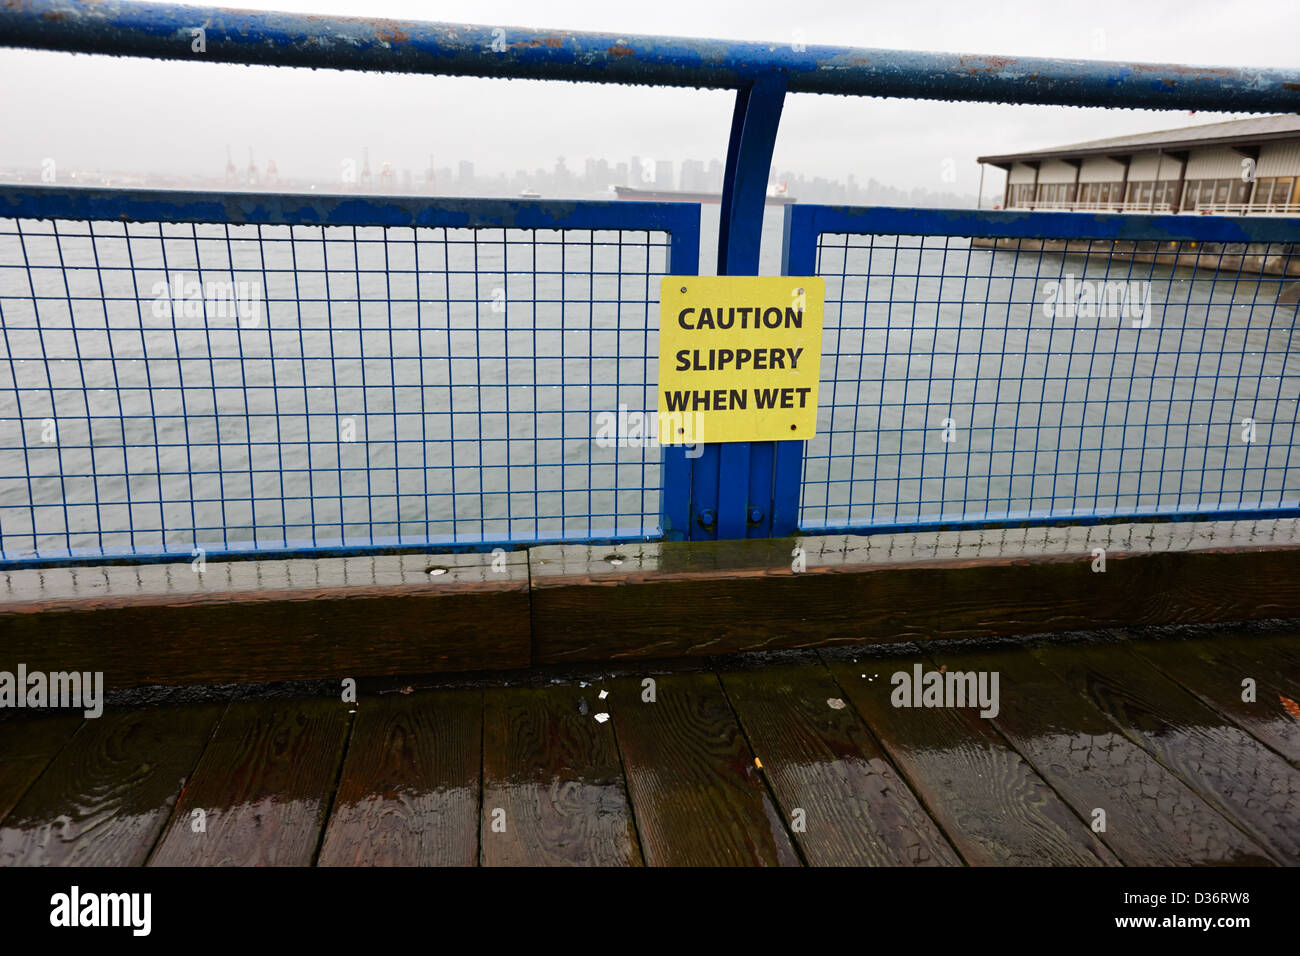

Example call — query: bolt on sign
[657,276,825,444]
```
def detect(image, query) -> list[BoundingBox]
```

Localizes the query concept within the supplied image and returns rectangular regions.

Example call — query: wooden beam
[529,520,1300,665]
[4,520,1300,687]
[0,552,530,688]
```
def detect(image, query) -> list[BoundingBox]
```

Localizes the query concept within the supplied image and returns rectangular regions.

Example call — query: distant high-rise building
[654,159,674,190]
[361,147,372,186]
[583,157,610,191]
[458,160,474,187]
[679,159,705,192]
[631,155,654,185]
[706,158,724,192]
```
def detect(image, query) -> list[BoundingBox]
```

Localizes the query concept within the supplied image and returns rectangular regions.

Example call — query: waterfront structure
[980,114,1300,214]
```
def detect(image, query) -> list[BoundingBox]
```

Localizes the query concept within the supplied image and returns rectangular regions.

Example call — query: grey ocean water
[0,203,1295,560]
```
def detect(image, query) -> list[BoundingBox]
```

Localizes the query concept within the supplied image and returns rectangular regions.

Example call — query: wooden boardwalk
[1,628,1298,866]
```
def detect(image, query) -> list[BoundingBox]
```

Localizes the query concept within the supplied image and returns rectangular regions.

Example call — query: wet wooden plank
[148,697,350,866]
[931,644,1274,865]
[0,704,224,866]
[1031,641,1300,864]
[0,715,85,825]
[317,689,481,867]
[0,553,531,689]
[481,684,641,866]
[1130,635,1300,766]
[824,652,1118,866]
[719,664,961,866]
[1259,635,1300,671]
[609,671,800,866]
[531,523,1300,665]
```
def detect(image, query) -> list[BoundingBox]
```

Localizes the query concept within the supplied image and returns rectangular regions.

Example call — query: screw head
[698,509,717,528]
[748,507,765,523]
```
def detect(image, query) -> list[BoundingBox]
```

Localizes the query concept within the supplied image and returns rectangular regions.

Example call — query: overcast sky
[1,0,1295,198]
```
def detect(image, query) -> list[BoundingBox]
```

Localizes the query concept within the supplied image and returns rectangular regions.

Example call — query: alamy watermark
[594,404,705,458]
[891,664,1000,718]
[0,664,103,718]
[1041,277,1151,328]
[50,886,150,936]
[150,272,262,327]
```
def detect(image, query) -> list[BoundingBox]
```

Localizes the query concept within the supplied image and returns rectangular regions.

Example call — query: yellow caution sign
[657,276,824,444]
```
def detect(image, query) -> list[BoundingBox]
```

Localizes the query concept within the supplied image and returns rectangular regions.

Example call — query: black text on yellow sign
[657,276,824,444]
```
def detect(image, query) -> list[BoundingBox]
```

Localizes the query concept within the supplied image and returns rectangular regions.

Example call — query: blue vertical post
[660,75,803,541]
[777,204,819,536]
[659,222,701,541]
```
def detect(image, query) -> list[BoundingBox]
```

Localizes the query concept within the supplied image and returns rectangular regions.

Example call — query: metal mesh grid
[0,217,670,563]
[801,233,1300,531]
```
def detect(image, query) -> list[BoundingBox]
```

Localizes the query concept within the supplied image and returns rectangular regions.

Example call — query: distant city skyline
[0,150,980,208]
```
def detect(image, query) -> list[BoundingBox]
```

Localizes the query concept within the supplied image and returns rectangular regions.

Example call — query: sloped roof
[978,113,1300,166]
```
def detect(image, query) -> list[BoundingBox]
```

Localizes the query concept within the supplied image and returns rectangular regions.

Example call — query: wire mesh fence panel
[800,231,1300,531]
[0,215,678,563]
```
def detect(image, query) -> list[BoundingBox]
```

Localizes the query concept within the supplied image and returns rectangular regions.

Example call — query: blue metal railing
[1,1,1299,567]
[5,0,1298,111]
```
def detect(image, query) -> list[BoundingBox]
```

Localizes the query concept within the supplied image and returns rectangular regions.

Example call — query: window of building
[1252,177,1296,206]
[1035,182,1073,204]
[1078,181,1124,205]
[1008,183,1036,206]
[1182,178,1251,210]
[1125,180,1183,208]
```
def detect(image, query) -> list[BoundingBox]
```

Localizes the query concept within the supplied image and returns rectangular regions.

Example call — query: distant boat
[613,185,796,205]
[519,189,541,198]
